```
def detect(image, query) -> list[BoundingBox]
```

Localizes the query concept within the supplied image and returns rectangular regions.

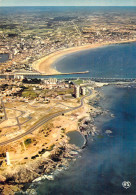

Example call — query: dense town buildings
[0,8,136,74]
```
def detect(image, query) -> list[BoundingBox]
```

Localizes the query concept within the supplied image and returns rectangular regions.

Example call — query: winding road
[0,90,91,146]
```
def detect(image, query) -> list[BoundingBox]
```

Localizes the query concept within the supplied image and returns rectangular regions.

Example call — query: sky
[0,0,136,7]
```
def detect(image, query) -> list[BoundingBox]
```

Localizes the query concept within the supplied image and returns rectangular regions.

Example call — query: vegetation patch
[24,138,32,146]
[47,144,55,151]
[38,148,46,155]
[31,154,39,159]
[61,128,66,133]
[73,79,83,85]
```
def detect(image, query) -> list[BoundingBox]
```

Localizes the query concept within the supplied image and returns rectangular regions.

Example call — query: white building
[6,152,11,166]
[74,85,80,98]
[81,87,86,96]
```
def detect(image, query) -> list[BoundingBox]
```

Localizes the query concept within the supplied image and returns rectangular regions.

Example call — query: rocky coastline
[0,88,107,195]
[0,140,82,194]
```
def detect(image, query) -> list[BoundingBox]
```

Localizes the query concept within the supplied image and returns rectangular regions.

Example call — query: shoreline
[0,88,100,194]
[32,39,136,74]
[23,83,136,194]
[1,82,133,194]
[25,86,105,193]
[25,89,103,194]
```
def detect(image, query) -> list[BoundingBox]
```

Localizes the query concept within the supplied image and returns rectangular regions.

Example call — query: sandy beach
[32,39,136,74]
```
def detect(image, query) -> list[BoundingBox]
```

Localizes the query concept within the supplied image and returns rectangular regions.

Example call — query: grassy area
[21,86,40,99]
[22,90,38,99]
[73,79,83,85]
[21,86,73,99]
[56,88,73,95]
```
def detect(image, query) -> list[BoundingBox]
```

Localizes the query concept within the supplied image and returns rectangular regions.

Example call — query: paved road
[0,90,91,146]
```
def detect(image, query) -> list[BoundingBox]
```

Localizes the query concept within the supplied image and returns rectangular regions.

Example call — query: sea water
[23,42,136,195]
[0,53,9,63]
[53,42,136,78]
[31,86,136,195]
[10,6,136,194]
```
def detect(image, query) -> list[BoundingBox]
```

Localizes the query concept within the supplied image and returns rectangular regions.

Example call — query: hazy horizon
[0,0,136,7]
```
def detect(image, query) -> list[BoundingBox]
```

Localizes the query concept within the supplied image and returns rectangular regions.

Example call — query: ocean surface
[27,86,136,195]
[25,42,136,80]
[67,131,85,148]
[23,40,136,194]
[0,53,9,63]
[53,42,136,78]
